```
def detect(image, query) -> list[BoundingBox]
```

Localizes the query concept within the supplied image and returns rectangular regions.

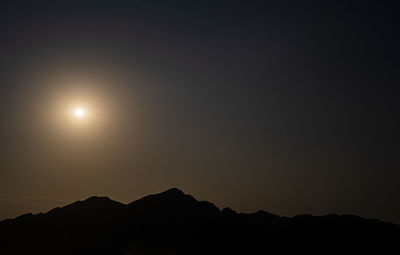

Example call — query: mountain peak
[85,195,114,202]
[162,187,184,194]
[74,195,122,207]
[161,187,185,196]
[45,195,124,217]
[129,188,194,206]
[126,188,220,223]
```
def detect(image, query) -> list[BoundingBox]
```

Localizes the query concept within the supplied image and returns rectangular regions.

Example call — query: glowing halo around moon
[42,77,122,137]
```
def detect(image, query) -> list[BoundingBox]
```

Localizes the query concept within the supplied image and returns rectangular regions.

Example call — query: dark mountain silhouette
[0,188,399,254]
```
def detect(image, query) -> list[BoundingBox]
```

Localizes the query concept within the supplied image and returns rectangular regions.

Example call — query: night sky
[1,1,399,223]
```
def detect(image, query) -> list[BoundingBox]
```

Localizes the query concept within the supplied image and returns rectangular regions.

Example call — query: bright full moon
[74,108,85,118]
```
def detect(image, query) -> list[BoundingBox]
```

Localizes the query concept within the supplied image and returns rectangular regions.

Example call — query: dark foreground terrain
[0,188,399,254]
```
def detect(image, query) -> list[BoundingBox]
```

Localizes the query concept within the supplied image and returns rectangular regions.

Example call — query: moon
[74,108,85,118]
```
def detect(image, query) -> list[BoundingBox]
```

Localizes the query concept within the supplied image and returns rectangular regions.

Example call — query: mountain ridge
[0,188,399,254]
[1,188,396,226]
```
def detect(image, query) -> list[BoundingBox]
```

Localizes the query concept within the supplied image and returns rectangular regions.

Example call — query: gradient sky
[1,0,399,223]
